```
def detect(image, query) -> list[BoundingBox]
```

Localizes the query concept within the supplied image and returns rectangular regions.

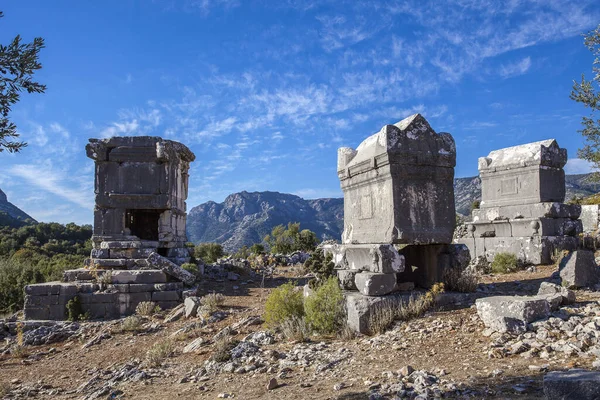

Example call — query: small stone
[399,365,414,377]
[267,378,278,390]
[333,382,346,391]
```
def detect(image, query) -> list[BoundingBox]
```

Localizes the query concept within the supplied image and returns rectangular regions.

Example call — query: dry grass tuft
[136,301,161,317]
[121,315,144,332]
[201,292,225,314]
[145,339,174,367]
[210,336,237,362]
[280,316,311,342]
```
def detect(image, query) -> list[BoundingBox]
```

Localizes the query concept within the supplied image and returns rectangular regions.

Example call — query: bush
[471,200,481,210]
[135,301,160,316]
[194,243,225,264]
[304,250,335,284]
[66,296,88,322]
[490,252,520,274]
[0,258,45,313]
[233,245,250,259]
[250,243,265,255]
[304,277,345,334]
[145,339,174,367]
[263,281,304,328]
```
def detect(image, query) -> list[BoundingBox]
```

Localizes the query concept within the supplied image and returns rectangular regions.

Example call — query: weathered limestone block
[559,250,600,288]
[354,272,397,296]
[63,269,95,282]
[581,205,600,232]
[538,281,576,304]
[336,269,357,290]
[329,244,405,273]
[184,297,201,318]
[346,292,414,333]
[338,114,456,245]
[475,296,550,334]
[147,252,196,286]
[472,202,581,221]
[109,270,168,284]
[151,291,180,302]
[544,369,600,400]
[397,244,468,288]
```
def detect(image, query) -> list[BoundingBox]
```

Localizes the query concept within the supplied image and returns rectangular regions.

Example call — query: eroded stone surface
[544,369,600,400]
[559,250,600,288]
[475,296,551,334]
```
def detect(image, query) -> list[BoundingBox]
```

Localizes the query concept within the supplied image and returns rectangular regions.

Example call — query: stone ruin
[456,139,581,264]
[23,137,197,320]
[327,114,469,333]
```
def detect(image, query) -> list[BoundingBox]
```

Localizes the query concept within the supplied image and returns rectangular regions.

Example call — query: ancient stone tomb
[328,114,468,332]
[456,139,581,264]
[24,137,196,320]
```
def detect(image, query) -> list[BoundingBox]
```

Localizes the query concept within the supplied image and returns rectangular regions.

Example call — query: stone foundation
[23,270,183,320]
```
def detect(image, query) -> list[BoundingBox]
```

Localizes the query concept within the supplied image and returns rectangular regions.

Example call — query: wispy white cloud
[7,163,93,209]
[499,56,532,78]
[565,158,597,174]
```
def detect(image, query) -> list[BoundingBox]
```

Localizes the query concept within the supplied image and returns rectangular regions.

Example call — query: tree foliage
[264,222,318,254]
[194,242,225,264]
[571,24,600,179]
[0,11,46,153]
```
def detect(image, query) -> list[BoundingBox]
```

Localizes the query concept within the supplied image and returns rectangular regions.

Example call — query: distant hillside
[0,188,36,227]
[186,191,344,252]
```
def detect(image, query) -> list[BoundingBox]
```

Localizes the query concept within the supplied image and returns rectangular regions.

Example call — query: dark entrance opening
[125,209,163,240]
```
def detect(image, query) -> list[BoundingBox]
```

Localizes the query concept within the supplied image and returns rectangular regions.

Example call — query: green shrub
[304,250,335,284]
[194,242,225,264]
[264,223,318,254]
[304,277,345,334]
[66,296,88,322]
[0,258,45,313]
[263,281,304,328]
[490,252,520,274]
[250,243,265,255]
[233,245,250,259]
[121,315,144,332]
[471,200,481,210]
[181,263,199,276]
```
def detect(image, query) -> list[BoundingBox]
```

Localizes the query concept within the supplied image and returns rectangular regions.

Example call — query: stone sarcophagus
[457,139,581,264]
[338,113,456,245]
[329,114,467,301]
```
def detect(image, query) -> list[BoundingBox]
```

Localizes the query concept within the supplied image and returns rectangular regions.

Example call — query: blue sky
[1,0,599,225]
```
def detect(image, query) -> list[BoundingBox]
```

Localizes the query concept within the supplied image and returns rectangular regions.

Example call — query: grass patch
[200,292,225,315]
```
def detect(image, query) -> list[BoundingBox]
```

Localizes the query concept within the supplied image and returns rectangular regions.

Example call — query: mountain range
[0,188,37,228]
[2,173,599,251]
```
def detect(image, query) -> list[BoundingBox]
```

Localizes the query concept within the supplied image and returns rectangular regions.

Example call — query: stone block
[154,282,184,291]
[346,292,413,333]
[63,269,95,282]
[397,244,454,288]
[151,291,180,302]
[79,292,117,304]
[76,283,100,293]
[475,296,550,334]
[23,306,50,320]
[580,205,600,232]
[147,252,196,285]
[128,284,156,293]
[24,295,59,307]
[395,281,415,291]
[110,270,168,284]
[560,250,600,288]
[354,272,396,296]
[538,281,576,305]
[118,292,152,315]
[184,297,201,318]
[331,244,405,273]
[544,369,600,400]
[337,269,357,290]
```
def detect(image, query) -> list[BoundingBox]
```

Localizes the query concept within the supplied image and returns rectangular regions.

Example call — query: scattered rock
[475,296,550,334]
[544,369,600,400]
[559,250,600,288]
[266,378,278,390]
[184,297,201,319]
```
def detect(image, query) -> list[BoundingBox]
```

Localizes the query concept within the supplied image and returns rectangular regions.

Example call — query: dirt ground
[1,264,597,399]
